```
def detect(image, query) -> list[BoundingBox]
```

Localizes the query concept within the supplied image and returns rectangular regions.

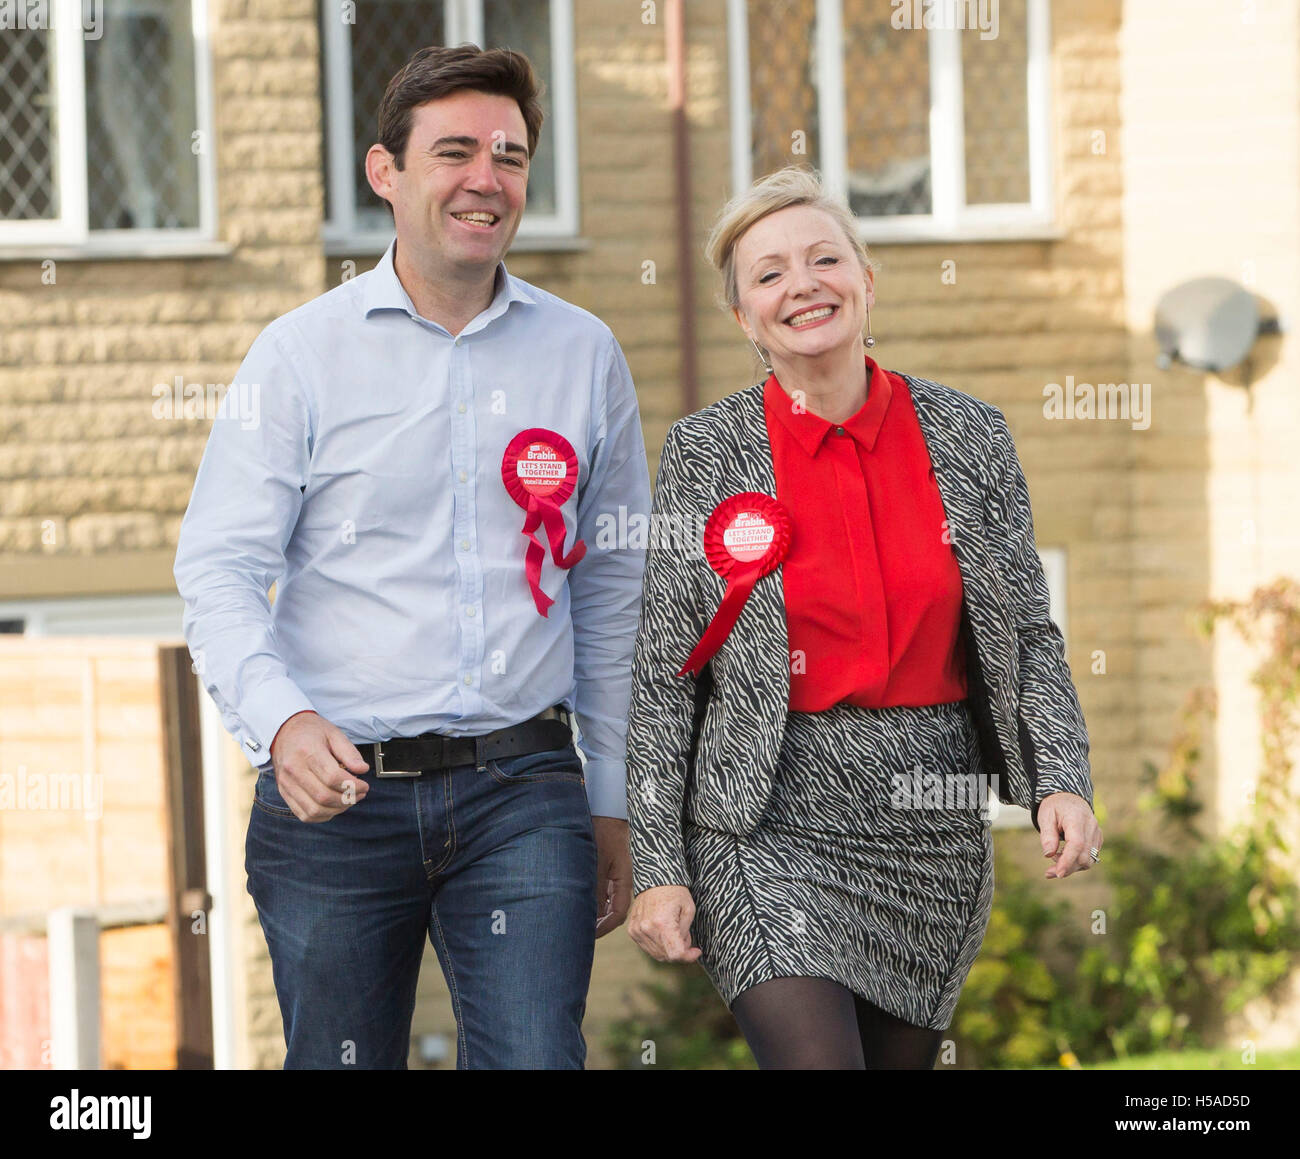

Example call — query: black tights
[731,977,944,1069]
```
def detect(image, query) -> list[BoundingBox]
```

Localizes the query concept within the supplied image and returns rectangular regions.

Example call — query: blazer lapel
[905,376,991,574]
[707,384,791,710]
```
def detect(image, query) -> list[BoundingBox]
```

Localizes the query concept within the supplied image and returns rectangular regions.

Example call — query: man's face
[372,90,530,273]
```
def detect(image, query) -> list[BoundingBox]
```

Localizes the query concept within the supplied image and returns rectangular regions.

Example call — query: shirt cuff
[582,757,628,820]
[237,677,317,766]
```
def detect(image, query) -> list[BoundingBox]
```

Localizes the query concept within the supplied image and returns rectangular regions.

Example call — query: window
[0,0,216,248]
[0,593,186,636]
[1039,546,1068,653]
[728,0,1054,241]
[320,0,578,250]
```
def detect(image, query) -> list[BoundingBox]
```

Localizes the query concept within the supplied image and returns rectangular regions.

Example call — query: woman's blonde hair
[704,165,876,310]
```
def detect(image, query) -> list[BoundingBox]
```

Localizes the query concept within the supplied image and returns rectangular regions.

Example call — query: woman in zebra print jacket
[624,167,1103,1069]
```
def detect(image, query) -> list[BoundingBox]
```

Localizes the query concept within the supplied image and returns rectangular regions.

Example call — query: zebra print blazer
[625,371,1095,896]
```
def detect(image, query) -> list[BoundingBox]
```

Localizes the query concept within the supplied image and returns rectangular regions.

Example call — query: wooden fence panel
[0,638,183,1069]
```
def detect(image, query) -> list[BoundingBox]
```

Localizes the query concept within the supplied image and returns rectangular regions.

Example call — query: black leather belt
[355,706,574,777]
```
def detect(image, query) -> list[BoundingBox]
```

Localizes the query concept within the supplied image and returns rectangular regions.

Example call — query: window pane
[484,0,555,216]
[842,2,931,217]
[746,0,821,178]
[0,27,57,221]
[961,0,1030,205]
[350,0,445,232]
[85,0,200,230]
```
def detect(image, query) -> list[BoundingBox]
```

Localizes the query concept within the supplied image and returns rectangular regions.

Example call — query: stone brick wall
[0,0,327,599]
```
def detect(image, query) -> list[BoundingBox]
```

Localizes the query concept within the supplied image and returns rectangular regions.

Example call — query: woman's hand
[627,885,703,963]
[1037,792,1103,879]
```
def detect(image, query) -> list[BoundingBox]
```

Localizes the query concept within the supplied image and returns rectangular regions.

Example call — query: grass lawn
[1083,1047,1300,1070]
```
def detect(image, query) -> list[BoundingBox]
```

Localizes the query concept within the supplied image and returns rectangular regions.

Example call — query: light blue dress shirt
[173,240,651,818]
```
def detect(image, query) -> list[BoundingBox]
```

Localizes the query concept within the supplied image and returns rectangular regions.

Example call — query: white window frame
[0,0,217,253]
[727,0,1056,243]
[1040,546,1068,652]
[0,592,185,636]
[322,0,579,253]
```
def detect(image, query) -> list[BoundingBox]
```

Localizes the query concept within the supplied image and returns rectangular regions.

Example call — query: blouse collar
[763,354,893,456]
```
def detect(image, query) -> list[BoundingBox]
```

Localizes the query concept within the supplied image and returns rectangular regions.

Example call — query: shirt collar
[763,355,894,456]
[361,237,537,327]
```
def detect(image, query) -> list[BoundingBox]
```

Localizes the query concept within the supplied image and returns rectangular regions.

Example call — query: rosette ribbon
[677,491,791,677]
[501,428,587,617]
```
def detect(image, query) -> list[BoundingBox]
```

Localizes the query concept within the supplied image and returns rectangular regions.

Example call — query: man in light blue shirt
[173,45,650,1069]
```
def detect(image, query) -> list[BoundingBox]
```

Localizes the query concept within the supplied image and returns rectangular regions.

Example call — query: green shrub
[948,846,1083,1069]
[603,960,754,1070]
[1066,763,1300,1060]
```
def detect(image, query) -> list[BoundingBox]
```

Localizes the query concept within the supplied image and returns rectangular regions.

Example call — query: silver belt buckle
[373,740,420,778]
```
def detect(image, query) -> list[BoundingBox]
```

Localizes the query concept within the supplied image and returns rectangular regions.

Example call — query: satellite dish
[1154,277,1262,372]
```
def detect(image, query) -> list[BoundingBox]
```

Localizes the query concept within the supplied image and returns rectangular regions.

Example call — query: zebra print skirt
[684,698,995,1031]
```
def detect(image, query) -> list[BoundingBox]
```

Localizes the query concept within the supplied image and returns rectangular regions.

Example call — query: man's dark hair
[377,44,544,170]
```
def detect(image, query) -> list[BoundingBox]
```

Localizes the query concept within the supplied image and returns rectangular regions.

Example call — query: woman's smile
[785,303,839,329]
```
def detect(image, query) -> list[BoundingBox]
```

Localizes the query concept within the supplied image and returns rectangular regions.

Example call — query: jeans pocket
[252,769,297,817]
[486,745,585,786]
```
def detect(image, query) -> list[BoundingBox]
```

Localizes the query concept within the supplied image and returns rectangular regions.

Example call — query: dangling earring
[864,307,875,349]
[749,335,773,375]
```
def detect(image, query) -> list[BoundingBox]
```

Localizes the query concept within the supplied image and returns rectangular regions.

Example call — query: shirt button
[835,426,845,436]
[454,337,462,346]
[458,470,468,483]
[462,674,472,686]
[457,402,467,414]
[459,539,470,551]
[466,606,476,618]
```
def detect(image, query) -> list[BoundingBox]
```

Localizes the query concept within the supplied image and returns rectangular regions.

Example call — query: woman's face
[731,204,873,371]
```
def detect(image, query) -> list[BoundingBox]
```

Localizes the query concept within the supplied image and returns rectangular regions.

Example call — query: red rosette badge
[677,492,791,677]
[502,428,587,617]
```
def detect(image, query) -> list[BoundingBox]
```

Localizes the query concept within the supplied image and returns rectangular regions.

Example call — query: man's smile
[450,209,502,230]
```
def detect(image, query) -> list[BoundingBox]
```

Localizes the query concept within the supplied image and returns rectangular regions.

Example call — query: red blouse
[763,356,968,712]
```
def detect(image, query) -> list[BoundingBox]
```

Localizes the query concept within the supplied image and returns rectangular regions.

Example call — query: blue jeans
[244,743,597,1069]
